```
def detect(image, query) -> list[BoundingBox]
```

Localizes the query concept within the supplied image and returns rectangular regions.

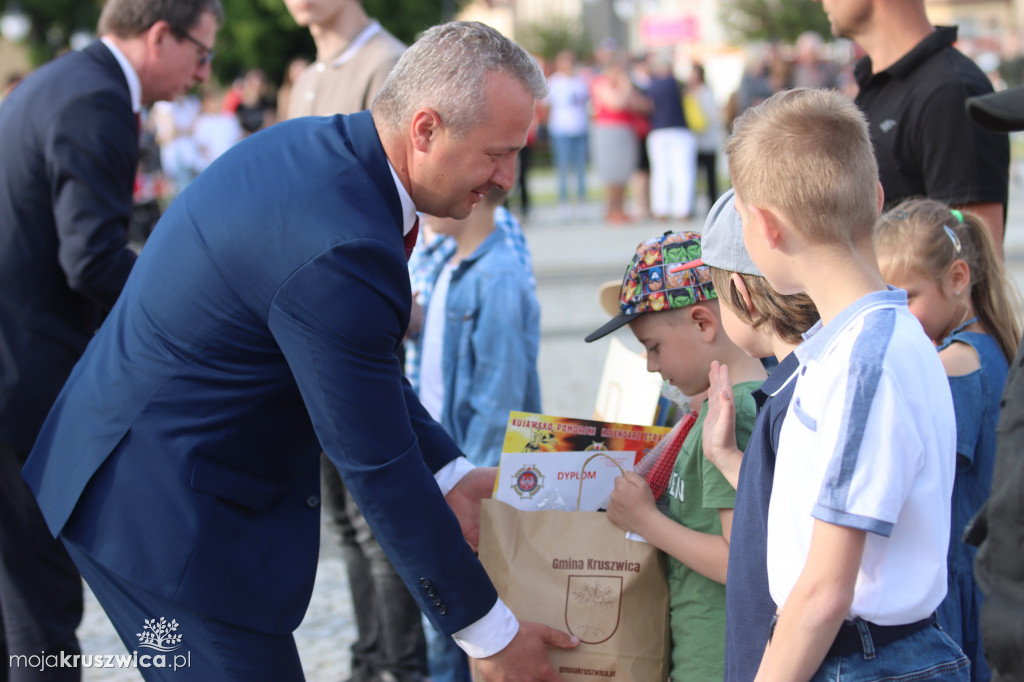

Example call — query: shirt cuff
[434,456,475,497]
[452,598,519,658]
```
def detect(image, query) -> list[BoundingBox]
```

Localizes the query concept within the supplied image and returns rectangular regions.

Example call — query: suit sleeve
[267,237,497,634]
[47,90,137,310]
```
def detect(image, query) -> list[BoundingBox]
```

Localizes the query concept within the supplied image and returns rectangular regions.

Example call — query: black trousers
[515,146,533,218]
[321,457,428,682]
[697,151,719,209]
[0,442,82,682]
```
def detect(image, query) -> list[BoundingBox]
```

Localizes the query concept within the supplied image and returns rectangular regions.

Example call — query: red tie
[404,216,419,262]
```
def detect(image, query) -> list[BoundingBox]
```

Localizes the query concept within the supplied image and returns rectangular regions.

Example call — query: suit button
[438,605,448,615]
[306,495,320,508]
[425,588,436,598]
[419,578,431,587]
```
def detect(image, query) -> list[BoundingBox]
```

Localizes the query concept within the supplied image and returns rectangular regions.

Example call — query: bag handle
[576,452,626,512]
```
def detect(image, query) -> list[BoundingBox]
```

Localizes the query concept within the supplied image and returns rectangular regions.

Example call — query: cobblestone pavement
[74,169,1024,680]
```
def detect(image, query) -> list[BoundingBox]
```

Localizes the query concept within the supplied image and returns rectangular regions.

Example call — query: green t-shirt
[665,380,760,681]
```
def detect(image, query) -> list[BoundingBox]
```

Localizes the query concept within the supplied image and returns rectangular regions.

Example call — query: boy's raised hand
[606,471,658,536]
[703,361,743,489]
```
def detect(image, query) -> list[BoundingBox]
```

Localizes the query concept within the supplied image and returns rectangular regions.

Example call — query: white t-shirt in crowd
[419,263,454,422]
[545,72,590,137]
[768,288,956,626]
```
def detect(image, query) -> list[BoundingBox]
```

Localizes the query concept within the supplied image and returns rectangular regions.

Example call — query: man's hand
[703,361,742,488]
[471,620,579,681]
[445,466,497,551]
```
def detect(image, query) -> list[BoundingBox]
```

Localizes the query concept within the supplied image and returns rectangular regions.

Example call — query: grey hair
[98,0,224,39]
[371,21,547,138]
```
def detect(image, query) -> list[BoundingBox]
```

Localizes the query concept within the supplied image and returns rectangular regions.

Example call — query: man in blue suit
[0,1,222,679]
[23,21,578,682]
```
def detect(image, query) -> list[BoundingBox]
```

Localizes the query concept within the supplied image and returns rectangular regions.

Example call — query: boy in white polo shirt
[726,87,970,680]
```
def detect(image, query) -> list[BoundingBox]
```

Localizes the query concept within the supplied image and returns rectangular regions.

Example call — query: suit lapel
[81,41,137,157]
[82,41,131,98]
[341,110,404,232]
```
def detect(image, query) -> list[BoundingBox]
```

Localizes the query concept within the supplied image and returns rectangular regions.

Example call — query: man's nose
[493,154,518,192]
[195,61,212,84]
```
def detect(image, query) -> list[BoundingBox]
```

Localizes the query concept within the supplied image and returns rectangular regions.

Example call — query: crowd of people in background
[3,25,1012,240]
[0,33,885,241]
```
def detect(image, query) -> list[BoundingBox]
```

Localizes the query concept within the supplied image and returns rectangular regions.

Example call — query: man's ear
[729,273,756,316]
[145,19,172,58]
[411,108,441,153]
[690,303,720,341]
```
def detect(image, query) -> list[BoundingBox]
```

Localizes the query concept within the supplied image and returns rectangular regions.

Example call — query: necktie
[404,216,419,262]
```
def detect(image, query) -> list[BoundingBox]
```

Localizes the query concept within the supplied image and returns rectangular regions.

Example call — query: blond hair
[875,198,1022,362]
[708,267,819,345]
[726,88,879,246]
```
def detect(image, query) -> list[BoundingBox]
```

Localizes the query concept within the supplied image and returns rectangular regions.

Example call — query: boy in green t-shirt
[585,231,766,681]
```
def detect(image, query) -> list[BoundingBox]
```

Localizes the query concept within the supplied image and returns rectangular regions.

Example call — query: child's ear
[730,273,756,316]
[876,181,885,214]
[750,204,784,250]
[947,259,971,296]
[690,304,720,341]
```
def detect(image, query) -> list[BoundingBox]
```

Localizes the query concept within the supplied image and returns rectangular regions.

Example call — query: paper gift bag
[477,499,670,681]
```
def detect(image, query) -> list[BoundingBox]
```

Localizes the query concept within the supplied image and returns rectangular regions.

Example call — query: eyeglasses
[175,30,215,66]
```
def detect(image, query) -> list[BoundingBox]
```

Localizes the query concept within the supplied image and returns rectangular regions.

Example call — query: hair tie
[950,209,964,223]
[943,224,962,253]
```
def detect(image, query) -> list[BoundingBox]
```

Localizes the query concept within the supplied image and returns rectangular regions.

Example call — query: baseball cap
[699,189,763,276]
[966,85,1024,132]
[584,231,718,343]
[597,279,621,317]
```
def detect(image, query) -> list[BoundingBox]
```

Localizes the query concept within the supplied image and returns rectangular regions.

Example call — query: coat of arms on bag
[564,575,622,644]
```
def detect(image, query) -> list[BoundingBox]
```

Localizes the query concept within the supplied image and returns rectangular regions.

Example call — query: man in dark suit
[0,1,222,679]
[282,4,428,680]
[22,21,577,682]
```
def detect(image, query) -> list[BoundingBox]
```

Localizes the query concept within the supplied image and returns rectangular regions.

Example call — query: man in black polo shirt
[819,0,1009,257]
